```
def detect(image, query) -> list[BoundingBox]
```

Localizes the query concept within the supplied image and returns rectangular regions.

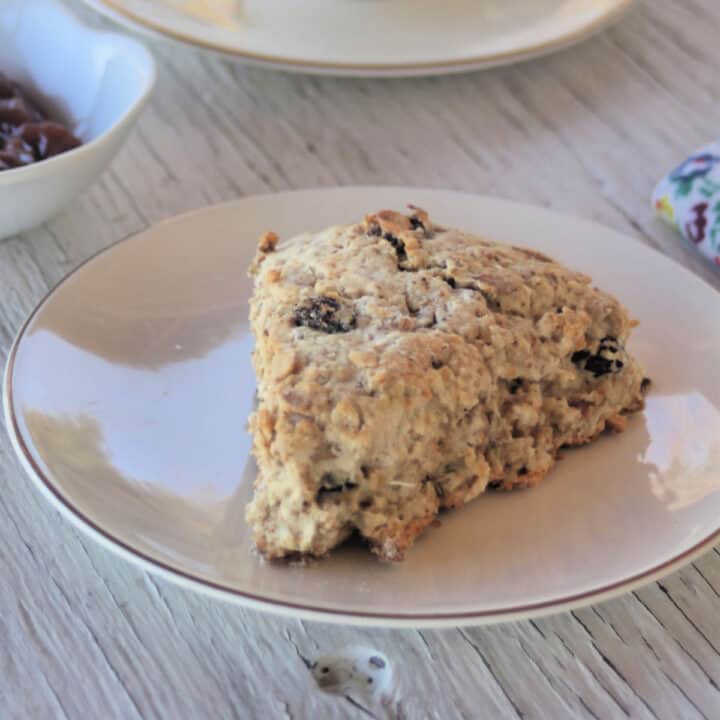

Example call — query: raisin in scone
[246,207,647,561]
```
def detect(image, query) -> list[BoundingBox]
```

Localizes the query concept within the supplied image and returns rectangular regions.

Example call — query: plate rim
[82,0,635,77]
[5,187,720,628]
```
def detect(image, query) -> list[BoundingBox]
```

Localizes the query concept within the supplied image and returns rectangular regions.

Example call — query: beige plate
[5,188,720,628]
[82,0,633,77]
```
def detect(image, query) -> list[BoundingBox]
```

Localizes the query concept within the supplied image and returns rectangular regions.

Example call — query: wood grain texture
[2,0,720,717]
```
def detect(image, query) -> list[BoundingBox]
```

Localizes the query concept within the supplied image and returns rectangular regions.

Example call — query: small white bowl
[0,0,155,239]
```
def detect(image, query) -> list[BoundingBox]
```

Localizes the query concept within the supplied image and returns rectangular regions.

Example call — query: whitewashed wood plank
[1,0,720,717]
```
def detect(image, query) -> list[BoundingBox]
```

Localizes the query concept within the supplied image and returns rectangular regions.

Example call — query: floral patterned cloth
[653,142,720,266]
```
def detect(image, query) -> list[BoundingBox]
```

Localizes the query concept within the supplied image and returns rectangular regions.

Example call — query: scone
[246,207,647,561]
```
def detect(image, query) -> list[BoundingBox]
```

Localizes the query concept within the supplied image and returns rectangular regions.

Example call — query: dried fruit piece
[292,296,357,334]
[572,336,627,378]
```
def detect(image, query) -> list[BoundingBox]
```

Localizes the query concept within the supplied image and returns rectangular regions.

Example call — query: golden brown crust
[369,514,437,562]
[605,413,627,434]
[258,230,279,253]
[487,470,547,492]
[249,231,280,275]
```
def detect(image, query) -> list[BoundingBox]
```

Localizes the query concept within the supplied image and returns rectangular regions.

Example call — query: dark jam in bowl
[0,72,82,171]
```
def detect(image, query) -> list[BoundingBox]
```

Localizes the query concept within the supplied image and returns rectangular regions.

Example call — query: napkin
[652,142,720,266]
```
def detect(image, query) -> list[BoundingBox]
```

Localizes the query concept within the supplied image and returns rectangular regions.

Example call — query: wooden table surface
[2,1,720,717]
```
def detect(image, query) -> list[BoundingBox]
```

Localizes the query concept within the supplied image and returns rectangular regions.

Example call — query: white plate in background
[82,0,634,77]
[5,187,720,627]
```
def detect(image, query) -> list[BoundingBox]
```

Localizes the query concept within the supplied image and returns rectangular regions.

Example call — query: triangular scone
[246,208,647,561]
